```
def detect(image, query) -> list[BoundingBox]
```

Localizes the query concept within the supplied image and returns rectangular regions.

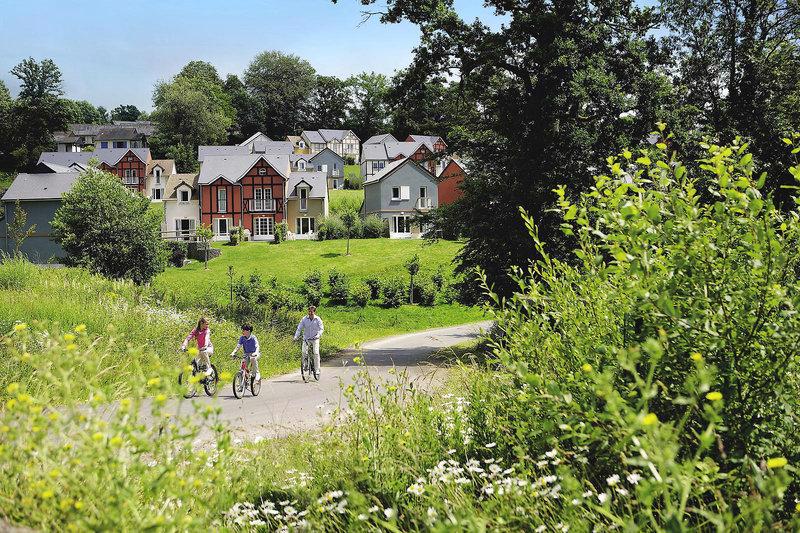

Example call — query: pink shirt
[184,327,211,350]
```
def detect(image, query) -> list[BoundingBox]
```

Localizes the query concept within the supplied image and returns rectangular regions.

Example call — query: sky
[0,0,503,112]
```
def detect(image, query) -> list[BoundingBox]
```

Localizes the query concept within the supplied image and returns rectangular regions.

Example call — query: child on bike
[181,316,214,376]
[230,324,260,381]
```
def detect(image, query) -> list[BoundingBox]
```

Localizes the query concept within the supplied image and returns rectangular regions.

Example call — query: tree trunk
[410,275,414,304]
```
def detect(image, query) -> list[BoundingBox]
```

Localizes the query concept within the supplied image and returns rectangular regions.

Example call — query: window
[151,188,163,200]
[298,161,306,170]
[179,189,190,202]
[254,217,274,236]
[258,167,267,176]
[175,218,195,239]
[296,217,315,234]
[298,141,306,148]
[154,168,162,178]
[100,141,108,149]
[217,188,227,212]
[123,169,138,185]
[392,216,411,234]
[316,165,322,171]
[216,218,229,236]
[253,188,273,211]
[419,187,427,198]
[299,187,308,211]
[114,141,127,149]
[372,161,386,171]
[332,179,339,189]
[391,187,400,200]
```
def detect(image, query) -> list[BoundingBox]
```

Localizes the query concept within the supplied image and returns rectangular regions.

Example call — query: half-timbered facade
[38,148,151,193]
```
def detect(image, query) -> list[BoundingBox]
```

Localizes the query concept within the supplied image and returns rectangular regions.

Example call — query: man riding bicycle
[294,305,324,379]
[230,324,260,381]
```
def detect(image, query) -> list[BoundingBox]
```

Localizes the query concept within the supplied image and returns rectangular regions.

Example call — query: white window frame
[391,186,401,201]
[419,186,427,198]
[217,188,227,212]
[179,189,190,203]
[298,160,306,170]
[215,218,230,236]
[258,167,267,176]
[254,217,274,236]
[332,179,339,189]
[151,188,163,200]
[296,217,315,235]
[154,167,162,178]
[175,218,195,239]
[392,215,411,234]
[299,187,309,211]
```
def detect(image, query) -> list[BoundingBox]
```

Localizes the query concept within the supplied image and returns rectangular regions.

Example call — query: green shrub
[302,270,323,306]
[416,281,436,306]
[317,215,347,241]
[274,221,289,244]
[0,257,37,290]
[228,226,242,245]
[165,241,187,268]
[362,215,385,238]
[327,269,350,305]
[431,268,446,291]
[381,278,406,308]
[364,276,381,300]
[351,284,370,307]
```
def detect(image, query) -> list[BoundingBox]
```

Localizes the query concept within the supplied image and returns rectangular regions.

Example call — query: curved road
[163,321,493,442]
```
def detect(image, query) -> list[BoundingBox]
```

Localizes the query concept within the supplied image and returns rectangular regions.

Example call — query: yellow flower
[155,394,167,404]
[795,502,800,512]
[6,382,19,395]
[65,343,78,351]
[74,501,84,510]
[40,490,54,500]
[110,436,123,447]
[643,413,659,426]
[767,457,788,469]
[705,392,723,401]
[581,363,593,373]
[64,333,76,342]
[13,323,27,332]
[92,432,104,442]
[187,347,199,357]
[6,399,17,410]
[690,352,703,362]
[219,371,232,382]
[120,398,132,411]
[147,377,161,387]
[48,469,60,479]
[74,324,87,334]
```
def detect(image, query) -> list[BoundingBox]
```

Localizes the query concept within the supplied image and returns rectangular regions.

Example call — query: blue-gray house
[309,148,346,189]
[0,172,79,262]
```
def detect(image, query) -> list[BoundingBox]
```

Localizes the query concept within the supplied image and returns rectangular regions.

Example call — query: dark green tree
[51,168,166,283]
[110,104,141,121]
[243,51,317,138]
[345,72,390,141]
[61,99,106,124]
[307,75,350,130]
[224,74,260,143]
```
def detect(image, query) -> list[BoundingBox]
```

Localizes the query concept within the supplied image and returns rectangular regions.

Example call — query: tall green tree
[307,75,350,130]
[61,99,106,124]
[52,168,166,284]
[349,0,679,297]
[345,72,390,141]
[224,74,260,143]
[110,104,141,121]
[7,57,68,170]
[243,51,317,138]
[0,80,12,169]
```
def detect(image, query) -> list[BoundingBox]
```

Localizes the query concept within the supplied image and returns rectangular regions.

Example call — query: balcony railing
[249,198,277,212]
[331,169,341,177]
[416,197,433,209]
[123,176,139,185]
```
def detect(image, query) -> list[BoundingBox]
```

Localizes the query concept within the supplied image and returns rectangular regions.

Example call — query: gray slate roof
[287,171,328,199]
[36,161,76,173]
[364,133,398,145]
[363,158,408,184]
[252,141,293,154]
[198,154,291,185]
[65,121,156,137]
[95,127,145,141]
[302,130,325,143]
[360,141,422,162]
[38,148,150,168]
[309,148,345,164]
[2,172,80,201]
[198,145,250,161]
[165,173,199,199]
[319,129,359,142]
[239,131,272,146]
[407,135,444,150]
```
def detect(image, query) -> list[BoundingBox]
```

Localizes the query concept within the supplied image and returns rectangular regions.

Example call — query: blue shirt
[237,334,260,354]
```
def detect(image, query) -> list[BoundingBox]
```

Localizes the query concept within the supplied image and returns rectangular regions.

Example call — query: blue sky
[0,0,503,112]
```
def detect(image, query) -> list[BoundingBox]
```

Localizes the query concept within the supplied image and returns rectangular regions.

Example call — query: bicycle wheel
[251,375,262,396]
[178,361,198,399]
[232,371,245,399]
[204,364,218,396]
[301,352,309,383]
[312,357,319,382]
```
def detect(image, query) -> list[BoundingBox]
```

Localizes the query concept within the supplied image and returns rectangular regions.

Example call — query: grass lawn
[344,164,362,186]
[329,189,364,214]
[153,238,483,350]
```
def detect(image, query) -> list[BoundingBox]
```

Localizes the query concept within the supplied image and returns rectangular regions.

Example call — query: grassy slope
[152,239,484,349]
[0,261,297,395]
[344,164,362,185]
[329,189,364,214]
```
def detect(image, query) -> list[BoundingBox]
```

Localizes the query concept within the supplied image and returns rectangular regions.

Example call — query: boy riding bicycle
[294,305,324,379]
[230,324,260,381]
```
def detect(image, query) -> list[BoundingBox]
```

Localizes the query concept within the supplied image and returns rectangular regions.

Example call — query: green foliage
[7,200,36,255]
[51,168,166,284]
[274,221,289,244]
[351,283,370,307]
[361,215,386,238]
[0,256,37,290]
[345,72,390,141]
[61,99,106,124]
[416,280,437,306]
[381,277,407,308]
[327,269,350,305]
[316,214,347,241]
[302,270,323,307]
[329,189,363,215]
[307,75,349,130]
[364,276,382,300]
[405,254,421,304]
[165,241,187,268]
[110,104,141,121]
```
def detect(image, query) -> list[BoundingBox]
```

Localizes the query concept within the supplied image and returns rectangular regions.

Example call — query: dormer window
[298,141,306,148]
[180,189,190,202]
[299,161,306,170]
[154,167,162,178]
[258,167,267,176]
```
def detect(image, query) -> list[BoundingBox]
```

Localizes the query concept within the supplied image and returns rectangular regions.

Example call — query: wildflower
[535,526,547,533]
[147,377,161,387]
[64,333,76,342]
[767,457,788,469]
[606,474,620,487]
[795,502,800,513]
[706,391,723,401]
[571,498,581,506]
[368,506,380,513]
[616,487,629,496]
[358,514,368,521]
[92,432,104,442]
[407,483,425,496]
[155,394,167,404]
[427,507,438,521]
[486,442,496,448]
[642,413,658,426]
[13,323,27,332]
[65,344,77,351]
[598,493,608,504]
[75,324,87,333]
[220,371,232,382]
[446,449,456,455]
[110,436,123,447]
[627,472,641,485]
[188,347,199,356]
[6,382,19,395]
[384,507,395,519]
[581,363,593,373]
[545,449,558,458]
[690,352,702,361]
[40,490,54,499]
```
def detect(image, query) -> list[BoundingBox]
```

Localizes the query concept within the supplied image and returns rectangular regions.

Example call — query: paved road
[160,321,493,442]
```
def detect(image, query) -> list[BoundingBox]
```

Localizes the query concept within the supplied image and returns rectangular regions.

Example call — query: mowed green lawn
[153,239,485,349]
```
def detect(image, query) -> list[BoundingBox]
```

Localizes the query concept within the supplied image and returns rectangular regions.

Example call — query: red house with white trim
[37,148,151,193]
[437,159,466,205]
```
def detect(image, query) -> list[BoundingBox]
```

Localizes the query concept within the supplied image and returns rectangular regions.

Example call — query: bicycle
[232,353,262,399]
[300,339,320,383]
[177,350,218,398]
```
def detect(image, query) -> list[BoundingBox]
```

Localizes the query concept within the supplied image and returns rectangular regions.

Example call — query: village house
[362,158,438,238]
[285,172,328,239]
[38,148,151,193]
[162,173,200,239]
[299,129,360,160]
[146,159,177,201]
[437,158,466,205]
[360,140,437,180]
[0,171,80,261]
[54,121,156,152]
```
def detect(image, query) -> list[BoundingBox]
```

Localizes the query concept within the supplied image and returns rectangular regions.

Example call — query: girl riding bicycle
[181,316,214,376]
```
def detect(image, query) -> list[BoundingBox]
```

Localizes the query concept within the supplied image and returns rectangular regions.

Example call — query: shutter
[400,186,410,200]
[189,219,196,230]
[175,219,180,231]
